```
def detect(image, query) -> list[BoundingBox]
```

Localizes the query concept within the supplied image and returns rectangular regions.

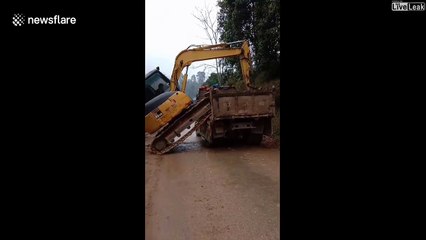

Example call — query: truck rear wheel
[245,133,263,145]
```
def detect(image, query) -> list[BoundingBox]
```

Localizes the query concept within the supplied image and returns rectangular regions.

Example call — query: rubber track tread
[150,98,211,154]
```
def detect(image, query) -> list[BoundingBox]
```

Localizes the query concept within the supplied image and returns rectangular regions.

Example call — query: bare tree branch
[193,3,223,85]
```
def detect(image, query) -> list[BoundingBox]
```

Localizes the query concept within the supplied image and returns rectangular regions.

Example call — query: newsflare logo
[12,13,77,27]
[392,1,425,11]
[12,14,25,26]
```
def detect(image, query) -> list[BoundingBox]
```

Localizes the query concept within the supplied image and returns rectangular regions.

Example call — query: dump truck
[196,86,275,145]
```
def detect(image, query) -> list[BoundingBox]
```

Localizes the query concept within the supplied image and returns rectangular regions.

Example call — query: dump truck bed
[209,88,275,120]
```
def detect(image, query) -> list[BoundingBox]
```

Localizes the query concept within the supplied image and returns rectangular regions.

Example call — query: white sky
[145,0,219,80]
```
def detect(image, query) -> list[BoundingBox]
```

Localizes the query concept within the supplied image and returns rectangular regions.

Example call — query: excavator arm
[169,40,255,92]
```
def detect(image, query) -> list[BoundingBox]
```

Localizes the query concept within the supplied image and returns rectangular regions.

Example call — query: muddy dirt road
[145,133,280,240]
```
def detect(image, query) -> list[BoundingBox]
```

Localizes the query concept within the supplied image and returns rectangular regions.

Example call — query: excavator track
[150,97,211,154]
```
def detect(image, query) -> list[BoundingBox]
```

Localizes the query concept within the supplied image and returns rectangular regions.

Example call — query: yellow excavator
[145,40,275,154]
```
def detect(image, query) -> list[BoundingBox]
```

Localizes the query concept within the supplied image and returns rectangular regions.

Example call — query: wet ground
[145,133,280,240]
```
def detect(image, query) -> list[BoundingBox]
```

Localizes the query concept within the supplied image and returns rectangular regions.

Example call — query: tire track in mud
[145,137,163,238]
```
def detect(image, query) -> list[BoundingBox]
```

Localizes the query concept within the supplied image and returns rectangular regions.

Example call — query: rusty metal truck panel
[210,89,275,119]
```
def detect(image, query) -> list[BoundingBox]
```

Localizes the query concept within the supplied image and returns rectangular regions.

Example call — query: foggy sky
[145,0,219,79]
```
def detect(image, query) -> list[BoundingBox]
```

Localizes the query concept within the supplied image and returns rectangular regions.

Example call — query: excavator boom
[169,41,254,92]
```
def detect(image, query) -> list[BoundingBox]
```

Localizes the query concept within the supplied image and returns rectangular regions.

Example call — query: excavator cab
[145,69,193,135]
[145,67,173,103]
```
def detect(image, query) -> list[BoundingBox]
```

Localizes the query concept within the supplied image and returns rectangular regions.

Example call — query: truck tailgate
[210,90,275,119]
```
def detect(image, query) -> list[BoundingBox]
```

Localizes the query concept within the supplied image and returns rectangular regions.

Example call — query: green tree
[204,72,219,86]
[217,0,280,81]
